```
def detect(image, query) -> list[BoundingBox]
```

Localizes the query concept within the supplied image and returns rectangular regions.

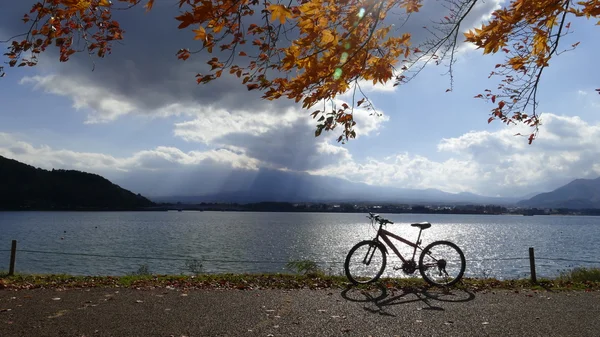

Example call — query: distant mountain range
[150,168,525,205]
[0,155,154,210]
[150,169,600,209]
[3,154,599,209]
[518,177,600,209]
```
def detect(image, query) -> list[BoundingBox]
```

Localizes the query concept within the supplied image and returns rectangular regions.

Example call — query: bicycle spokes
[419,241,465,287]
[345,241,387,284]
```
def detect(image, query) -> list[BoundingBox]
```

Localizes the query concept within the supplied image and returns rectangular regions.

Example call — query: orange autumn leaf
[145,0,154,11]
[193,26,206,41]
[268,4,293,24]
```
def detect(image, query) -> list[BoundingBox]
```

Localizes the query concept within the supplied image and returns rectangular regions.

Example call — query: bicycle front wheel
[419,241,465,287]
[344,240,387,285]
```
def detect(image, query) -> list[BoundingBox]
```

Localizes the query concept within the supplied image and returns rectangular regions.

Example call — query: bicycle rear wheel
[344,240,387,285]
[418,241,465,287]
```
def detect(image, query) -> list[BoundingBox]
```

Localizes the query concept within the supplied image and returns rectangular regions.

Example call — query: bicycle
[344,212,466,287]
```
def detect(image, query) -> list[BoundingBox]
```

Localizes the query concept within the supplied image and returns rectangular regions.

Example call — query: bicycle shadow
[340,283,475,317]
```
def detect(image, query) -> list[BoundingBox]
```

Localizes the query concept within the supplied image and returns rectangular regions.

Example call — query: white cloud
[0,132,259,174]
[19,71,391,144]
[311,113,600,197]
[3,113,599,198]
[20,75,137,123]
[173,107,307,144]
[310,153,480,194]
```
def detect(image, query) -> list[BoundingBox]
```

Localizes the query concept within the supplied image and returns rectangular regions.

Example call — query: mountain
[518,177,600,209]
[150,168,522,205]
[0,156,154,210]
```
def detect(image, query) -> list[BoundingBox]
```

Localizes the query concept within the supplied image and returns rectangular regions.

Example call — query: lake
[1,211,599,279]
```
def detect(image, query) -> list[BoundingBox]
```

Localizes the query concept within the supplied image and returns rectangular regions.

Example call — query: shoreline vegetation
[2,201,600,216]
[2,268,599,292]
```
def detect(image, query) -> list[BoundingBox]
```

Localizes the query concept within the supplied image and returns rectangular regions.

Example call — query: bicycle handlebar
[367,212,393,225]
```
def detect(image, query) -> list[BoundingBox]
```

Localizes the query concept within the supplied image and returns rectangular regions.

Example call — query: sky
[0,0,599,199]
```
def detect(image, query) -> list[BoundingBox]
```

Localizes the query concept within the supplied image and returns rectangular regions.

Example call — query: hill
[149,168,522,205]
[0,156,155,210]
[518,177,600,209]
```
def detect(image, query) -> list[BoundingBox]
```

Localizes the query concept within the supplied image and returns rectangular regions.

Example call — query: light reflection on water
[1,211,599,279]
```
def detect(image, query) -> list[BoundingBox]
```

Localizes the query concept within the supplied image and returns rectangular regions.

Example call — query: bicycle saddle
[410,222,431,230]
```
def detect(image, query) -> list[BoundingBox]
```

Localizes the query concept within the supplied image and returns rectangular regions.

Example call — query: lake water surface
[1,211,599,279]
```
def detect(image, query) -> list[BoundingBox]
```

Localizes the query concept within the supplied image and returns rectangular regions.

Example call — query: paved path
[1,287,599,336]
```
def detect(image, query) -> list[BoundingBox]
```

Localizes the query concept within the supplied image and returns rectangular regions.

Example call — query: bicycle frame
[372,221,425,264]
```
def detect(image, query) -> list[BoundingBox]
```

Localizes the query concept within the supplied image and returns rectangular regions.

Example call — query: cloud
[8,1,593,200]
[311,113,600,197]
[173,107,307,144]
[20,75,138,123]
[169,97,388,171]
[3,113,599,198]
[6,0,503,122]
[0,132,259,173]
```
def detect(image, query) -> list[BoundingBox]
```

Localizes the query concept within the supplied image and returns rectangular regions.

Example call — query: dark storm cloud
[1,0,294,114]
[218,121,349,171]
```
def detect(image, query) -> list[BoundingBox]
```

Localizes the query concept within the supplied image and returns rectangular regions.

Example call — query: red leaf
[498,101,505,109]
[491,95,496,103]
[488,117,494,124]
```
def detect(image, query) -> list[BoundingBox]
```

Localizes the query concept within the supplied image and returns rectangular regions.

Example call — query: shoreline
[2,272,599,292]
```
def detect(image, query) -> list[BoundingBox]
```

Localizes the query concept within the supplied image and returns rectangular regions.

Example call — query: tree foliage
[2,0,599,143]
[0,155,155,210]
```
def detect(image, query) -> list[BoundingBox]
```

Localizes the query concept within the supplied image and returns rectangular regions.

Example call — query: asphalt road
[1,287,599,336]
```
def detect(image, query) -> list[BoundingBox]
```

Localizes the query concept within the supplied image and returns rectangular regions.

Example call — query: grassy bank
[2,268,600,292]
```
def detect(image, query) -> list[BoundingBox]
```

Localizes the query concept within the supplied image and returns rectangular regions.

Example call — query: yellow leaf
[508,56,525,70]
[65,0,91,13]
[98,0,111,7]
[400,0,423,13]
[268,4,292,24]
[299,2,319,15]
[318,17,328,28]
[299,18,314,32]
[193,26,206,41]
[321,29,335,44]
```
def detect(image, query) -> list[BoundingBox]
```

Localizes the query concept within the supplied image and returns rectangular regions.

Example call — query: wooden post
[8,240,17,276]
[529,247,537,283]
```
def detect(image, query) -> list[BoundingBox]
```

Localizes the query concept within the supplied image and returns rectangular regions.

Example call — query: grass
[2,271,600,292]
[558,267,600,283]
[2,264,600,292]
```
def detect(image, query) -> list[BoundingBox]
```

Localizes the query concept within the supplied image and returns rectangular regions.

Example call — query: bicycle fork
[363,243,378,265]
